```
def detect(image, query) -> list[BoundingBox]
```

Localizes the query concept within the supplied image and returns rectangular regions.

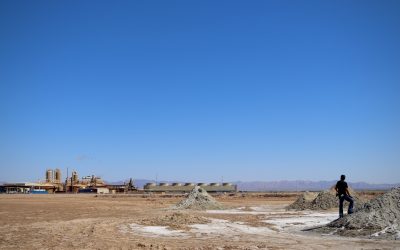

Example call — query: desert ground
[0,192,399,250]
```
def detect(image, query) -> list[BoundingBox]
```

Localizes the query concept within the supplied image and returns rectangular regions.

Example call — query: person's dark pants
[339,194,354,218]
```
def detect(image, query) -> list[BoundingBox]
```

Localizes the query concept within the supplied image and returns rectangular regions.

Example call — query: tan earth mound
[309,190,339,210]
[319,187,400,239]
[286,191,317,210]
[173,186,224,210]
[139,212,210,230]
[287,187,366,211]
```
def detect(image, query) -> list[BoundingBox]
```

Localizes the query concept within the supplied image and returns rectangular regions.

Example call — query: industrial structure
[1,182,59,194]
[66,171,107,193]
[45,168,64,192]
[0,168,235,194]
[1,169,64,194]
[143,182,237,193]
[78,187,110,194]
[0,169,113,194]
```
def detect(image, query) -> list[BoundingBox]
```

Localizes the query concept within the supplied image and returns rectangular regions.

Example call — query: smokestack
[72,171,78,183]
[46,169,53,183]
[55,168,61,183]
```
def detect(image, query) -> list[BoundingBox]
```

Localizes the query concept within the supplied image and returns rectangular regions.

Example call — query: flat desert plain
[0,193,398,250]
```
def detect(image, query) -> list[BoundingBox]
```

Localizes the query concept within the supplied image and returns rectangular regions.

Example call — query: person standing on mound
[335,174,354,218]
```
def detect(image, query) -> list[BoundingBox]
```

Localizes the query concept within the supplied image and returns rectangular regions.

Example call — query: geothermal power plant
[0,169,237,194]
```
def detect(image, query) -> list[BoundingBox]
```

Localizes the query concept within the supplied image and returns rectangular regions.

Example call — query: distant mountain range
[234,180,400,191]
[108,179,400,191]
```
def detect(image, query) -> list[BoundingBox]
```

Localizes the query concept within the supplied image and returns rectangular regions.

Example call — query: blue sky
[1,1,399,183]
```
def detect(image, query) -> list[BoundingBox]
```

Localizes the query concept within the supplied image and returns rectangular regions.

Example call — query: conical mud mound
[173,186,223,210]
[321,187,400,239]
[287,187,365,211]
[287,191,317,210]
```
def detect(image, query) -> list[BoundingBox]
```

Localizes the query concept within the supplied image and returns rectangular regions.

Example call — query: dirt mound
[173,186,223,210]
[321,187,400,239]
[287,187,365,211]
[309,190,339,210]
[286,192,317,210]
[140,212,210,230]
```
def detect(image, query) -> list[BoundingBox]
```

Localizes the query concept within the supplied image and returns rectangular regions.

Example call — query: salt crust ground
[124,206,341,237]
[123,218,275,239]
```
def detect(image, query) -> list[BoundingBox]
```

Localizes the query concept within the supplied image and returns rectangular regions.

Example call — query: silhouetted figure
[335,174,354,218]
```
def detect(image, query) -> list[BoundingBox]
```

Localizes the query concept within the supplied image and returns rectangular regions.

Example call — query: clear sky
[1,1,399,184]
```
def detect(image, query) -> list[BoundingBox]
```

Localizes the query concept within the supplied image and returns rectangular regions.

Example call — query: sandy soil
[0,193,399,250]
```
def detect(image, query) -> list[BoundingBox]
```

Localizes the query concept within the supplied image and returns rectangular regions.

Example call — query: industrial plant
[0,169,134,194]
[0,169,236,194]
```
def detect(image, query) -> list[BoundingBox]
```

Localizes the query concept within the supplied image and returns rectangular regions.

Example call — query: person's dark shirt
[336,180,348,195]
